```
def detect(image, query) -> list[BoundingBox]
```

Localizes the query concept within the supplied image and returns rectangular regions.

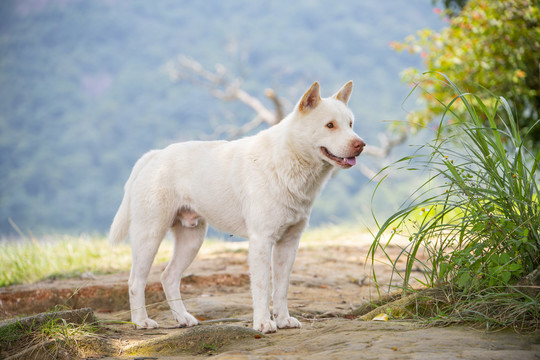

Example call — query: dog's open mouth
[321,147,357,167]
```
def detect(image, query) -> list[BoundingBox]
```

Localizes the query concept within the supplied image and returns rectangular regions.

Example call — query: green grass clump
[369,73,539,330]
[0,235,174,287]
[0,307,104,359]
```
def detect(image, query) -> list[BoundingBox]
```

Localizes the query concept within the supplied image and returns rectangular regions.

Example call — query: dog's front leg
[272,221,305,329]
[248,236,276,334]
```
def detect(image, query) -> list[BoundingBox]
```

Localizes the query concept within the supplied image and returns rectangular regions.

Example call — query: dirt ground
[1,234,539,359]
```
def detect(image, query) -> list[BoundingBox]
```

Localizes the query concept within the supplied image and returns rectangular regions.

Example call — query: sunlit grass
[0,235,174,287]
[301,224,369,245]
[0,224,371,288]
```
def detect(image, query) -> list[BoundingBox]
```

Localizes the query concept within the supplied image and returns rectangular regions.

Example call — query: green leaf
[507,263,523,272]
[499,253,511,265]
[501,271,511,283]
[439,262,450,279]
[457,271,471,288]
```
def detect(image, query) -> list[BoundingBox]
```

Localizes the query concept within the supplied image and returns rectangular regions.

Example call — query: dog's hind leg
[160,219,207,327]
[128,222,168,329]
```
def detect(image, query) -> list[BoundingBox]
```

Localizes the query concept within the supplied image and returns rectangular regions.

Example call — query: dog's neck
[266,118,335,204]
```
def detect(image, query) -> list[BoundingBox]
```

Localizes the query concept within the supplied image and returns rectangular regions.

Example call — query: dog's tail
[108,150,158,244]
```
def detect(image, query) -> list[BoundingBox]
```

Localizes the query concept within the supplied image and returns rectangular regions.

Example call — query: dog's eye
[326,122,334,129]
[349,121,353,128]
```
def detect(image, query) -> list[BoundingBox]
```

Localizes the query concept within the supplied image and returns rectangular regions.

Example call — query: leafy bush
[391,0,540,148]
[370,73,539,299]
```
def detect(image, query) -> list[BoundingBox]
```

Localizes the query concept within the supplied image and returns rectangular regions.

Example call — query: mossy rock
[123,325,262,356]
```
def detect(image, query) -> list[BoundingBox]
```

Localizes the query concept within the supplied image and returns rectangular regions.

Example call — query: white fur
[109,81,365,333]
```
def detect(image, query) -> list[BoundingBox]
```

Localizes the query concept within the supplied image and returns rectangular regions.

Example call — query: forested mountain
[0,0,443,236]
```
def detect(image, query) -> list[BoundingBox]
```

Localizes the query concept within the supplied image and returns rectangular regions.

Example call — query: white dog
[109,81,365,333]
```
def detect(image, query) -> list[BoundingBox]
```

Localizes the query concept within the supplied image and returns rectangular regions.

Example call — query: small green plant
[369,73,539,329]
[39,316,99,354]
[0,320,27,345]
[201,342,219,352]
[0,308,102,359]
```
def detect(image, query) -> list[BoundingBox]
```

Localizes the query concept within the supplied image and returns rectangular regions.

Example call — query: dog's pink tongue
[345,157,356,166]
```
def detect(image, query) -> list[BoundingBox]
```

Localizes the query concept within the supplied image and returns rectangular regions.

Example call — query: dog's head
[295,81,365,169]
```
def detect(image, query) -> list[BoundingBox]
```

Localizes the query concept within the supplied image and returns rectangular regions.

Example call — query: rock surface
[1,235,539,359]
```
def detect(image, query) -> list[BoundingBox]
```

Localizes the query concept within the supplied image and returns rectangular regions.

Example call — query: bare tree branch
[167,56,281,130]
[362,132,407,158]
[356,162,380,179]
[166,56,409,178]
[264,88,285,122]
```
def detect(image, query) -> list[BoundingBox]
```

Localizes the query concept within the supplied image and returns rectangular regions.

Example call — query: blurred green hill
[0,0,442,236]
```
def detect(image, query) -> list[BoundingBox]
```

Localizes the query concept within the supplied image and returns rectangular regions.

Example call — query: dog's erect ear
[298,82,321,113]
[333,81,353,105]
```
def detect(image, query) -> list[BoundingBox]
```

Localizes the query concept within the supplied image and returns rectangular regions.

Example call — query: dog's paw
[173,311,199,328]
[253,319,277,334]
[133,318,159,329]
[276,316,302,329]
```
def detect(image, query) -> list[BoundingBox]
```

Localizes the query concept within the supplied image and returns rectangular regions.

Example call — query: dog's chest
[266,164,331,219]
